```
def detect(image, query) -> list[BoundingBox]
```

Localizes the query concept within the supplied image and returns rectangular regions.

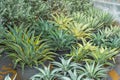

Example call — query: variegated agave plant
[52,57,80,76]
[1,26,55,72]
[61,69,85,80]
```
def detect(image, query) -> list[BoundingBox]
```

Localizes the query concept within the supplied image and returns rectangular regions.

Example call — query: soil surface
[0,54,19,80]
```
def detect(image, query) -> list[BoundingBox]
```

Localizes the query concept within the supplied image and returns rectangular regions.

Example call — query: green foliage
[80,62,107,80]
[70,0,92,13]
[104,36,120,49]
[61,69,85,80]
[66,40,97,63]
[31,65,59,80]
[72,8,113,30]
[89,47,118,66]
[0,0,49,26]
[31,58,107,80]
[0,1,119,80]
[91,26,120,48]
[48,0,72,14]
[1,26,55,72]
[72,12,103,29]
[68,22,93,40]
[86,8,113,27]
[91,30,105,46]
[52,57,79,76]
[51,14,73,30]
[0,0,92,27]
[34,19,54,36]
[48,29,76,51]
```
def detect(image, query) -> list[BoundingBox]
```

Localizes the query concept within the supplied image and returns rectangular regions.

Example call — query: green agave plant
[2,26,55,72]
[61,69,85,80]
[91,25,120,47]
[31,65,59,80]
[91,30,106,46]
[52,57,79,76]
[89,47,118,66]
[2,25,26,43]
[48,29,76,51]
[34,19,54,36]
[104,36,120,49]
[79,62,107,80]
[66,40,97,63]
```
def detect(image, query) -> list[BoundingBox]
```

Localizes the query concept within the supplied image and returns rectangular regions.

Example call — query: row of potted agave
[4,57,108,80]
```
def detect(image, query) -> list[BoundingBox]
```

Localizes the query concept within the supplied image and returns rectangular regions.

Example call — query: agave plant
[89,47,118,66]
[48,29,76,51]
[50,13,73,30]
[31,65,59,80]
[1,26,55,72]
[61,69,85,80]
[104,36,120,49]
[79,62,107,80]
[34,19,54,36]
[90,30,106,46]
[66,40,97,63]
[100,26,120,38]
[68,22,93,40]
[91,25,120,47]
[72,12,86,23]
[87,7,113,26]
[52,57,79,76]
[72,12,103,29]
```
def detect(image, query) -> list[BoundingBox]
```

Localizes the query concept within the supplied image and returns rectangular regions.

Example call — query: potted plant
[2,26,55,80]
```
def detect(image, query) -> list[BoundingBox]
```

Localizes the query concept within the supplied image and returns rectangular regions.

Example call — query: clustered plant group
[0,0,120,80]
